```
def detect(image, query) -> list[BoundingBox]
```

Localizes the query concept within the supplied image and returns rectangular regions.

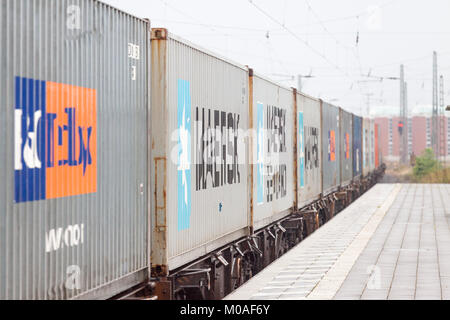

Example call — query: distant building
[374,115,449,162]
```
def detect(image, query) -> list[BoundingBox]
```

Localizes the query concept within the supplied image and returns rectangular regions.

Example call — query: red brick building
[374,115,449,162]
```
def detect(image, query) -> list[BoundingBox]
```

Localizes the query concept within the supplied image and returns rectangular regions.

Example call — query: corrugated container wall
[252,76,294,230]
[321,102,341,195]
[375,124,380,168]
[151,29,249,272]
[378,124,383,166]
[352,115,363,179]
[0,0,150,299]
[370,120,375,171]
[362,118,371,176]
[374,117,389,161]
[297,93,322,209]
[340,109,353,186]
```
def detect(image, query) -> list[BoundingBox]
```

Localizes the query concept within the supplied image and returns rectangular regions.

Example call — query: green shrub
[413,148,440,178]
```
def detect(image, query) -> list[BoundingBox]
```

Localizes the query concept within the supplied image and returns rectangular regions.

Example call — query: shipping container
[251,75,294,230]
[370,120,376,172]
[339,108,353,186]
[352,115,363,179]
[375,124,380,168]
[362,118,371,176]
[297,93,322,209]
[321,102,341,195]
[0,0,150,299]
[150,29,250,273]
[378,124,384,167]
[374,117,389,162]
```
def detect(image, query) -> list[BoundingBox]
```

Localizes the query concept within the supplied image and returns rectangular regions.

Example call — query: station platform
[225,184,450,300]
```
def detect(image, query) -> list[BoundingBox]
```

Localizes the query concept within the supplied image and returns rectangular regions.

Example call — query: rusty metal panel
[340,109,353,186]
[0,0,150,299]
[353,115,363,179]
[321,102,341,195]
[252,75,294,229]
[297,93,322,209]
[362,118,371,176]
[151,29,249,272]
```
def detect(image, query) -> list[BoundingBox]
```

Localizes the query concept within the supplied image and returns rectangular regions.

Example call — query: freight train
[0,0,385,300]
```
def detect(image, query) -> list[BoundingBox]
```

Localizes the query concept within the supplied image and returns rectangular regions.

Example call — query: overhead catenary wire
[155,0,448,115]
[247,0,352,79]
[246,0,365,111]
[150,0,400,35]
[280,0,400,31]
[156,1,449,73]
[158,0,230,37]
[303,0,368,109]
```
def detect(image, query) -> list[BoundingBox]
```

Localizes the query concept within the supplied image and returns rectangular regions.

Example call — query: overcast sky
[103,0,450,117]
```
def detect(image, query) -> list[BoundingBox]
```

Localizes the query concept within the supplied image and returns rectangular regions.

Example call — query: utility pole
[297,74,314,92]
[364,93,374,116]
[439,75,446,164]
[432,51,439,159]
[269,73,314,92]
[399,64,408,164]
[403,82,409,163]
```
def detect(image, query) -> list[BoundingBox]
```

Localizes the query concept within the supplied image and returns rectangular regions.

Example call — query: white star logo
[178,105,190,207]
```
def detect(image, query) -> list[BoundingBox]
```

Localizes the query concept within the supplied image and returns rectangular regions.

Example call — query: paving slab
[225,184,450,300]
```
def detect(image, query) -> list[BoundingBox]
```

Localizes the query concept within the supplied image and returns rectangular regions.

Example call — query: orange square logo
[329,130,336,162]
[45,82,97,199]
[14,77,97,203]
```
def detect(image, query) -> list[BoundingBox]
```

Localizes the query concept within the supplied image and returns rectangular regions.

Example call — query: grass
[383,148,450,184]
[413,167,450,183]
[410,148,450,183]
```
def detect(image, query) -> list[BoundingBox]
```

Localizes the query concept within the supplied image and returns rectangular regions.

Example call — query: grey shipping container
[321,101,341,195]
[0,0,150,299]
[339,108,353,186]
[251,74,295,230]
[151,29,249,274]
[352,115,363,179]
[375,123,382,168]
[370,119,376,172]
[297,93,322,209]
[362,118,371,176]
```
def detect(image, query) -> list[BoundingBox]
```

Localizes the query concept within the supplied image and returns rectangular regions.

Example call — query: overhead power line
[158,0,229,37]
[303,0,368,107]
[247,0,351,79]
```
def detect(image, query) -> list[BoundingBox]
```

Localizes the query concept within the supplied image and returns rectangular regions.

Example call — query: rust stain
[151,28,168,40]
[154,157,167,228]
[248,68,254,234]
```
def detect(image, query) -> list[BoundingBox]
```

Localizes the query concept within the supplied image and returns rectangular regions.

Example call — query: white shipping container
[297,93,322,209]
[251,75,294,230]
[151,29,250,272]
[362,118,371,177]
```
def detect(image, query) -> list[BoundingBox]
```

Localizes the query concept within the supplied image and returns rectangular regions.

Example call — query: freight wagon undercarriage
[115,166,385,300]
